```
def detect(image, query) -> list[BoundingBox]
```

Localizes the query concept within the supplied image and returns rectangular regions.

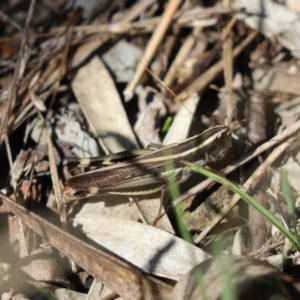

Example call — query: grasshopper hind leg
[128,191,168,227]
[151,170,193,226]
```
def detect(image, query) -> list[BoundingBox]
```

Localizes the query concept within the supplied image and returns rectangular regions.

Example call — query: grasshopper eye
[215,130,231,149]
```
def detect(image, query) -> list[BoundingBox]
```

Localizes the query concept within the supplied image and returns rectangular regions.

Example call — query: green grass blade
[280,168,300,246]
[184,162,300,249]
[164,155,208,299]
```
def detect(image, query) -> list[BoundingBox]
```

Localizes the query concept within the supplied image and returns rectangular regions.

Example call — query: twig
[176,30,258,100]
[124,0,182,101]
[1,0,38,261]
[8,57,61,130]
[47,131,68,226]
[0,10,23,32]
[71,0,157,68]
[0,191,173,300]
[247,93,267,145]
[223,28,233,125]
[163,26,202,87]
[132,201,149,225]
[0,0,36,145]
[4,133,29,257]
[48,6,233,36]
[247,240,284,257]
[24,24,74,201]
[4,134,17,194]
[172,13,237,98]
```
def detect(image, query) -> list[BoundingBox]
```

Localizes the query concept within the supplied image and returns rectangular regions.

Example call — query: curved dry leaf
[281,160,300,192]
[71,56,138,153]
[103,39,142,82]
[75,213,211,280]
[17,258,65,282]
[30,93,46,112]
[233,0,300,58]
[172,255,296,300]
[163,95,199,146]
[0,192,172,300]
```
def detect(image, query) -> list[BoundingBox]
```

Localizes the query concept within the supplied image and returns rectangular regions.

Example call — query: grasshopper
[62,125,231,204]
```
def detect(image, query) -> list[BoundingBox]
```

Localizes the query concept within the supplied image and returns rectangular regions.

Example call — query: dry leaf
[75,213,211,280]
[0,192,173,300]
[71,56,138,153]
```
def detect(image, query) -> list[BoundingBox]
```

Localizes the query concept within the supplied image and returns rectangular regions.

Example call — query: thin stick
[47,130,68,228]
[163,26,202,87]
[247,240,284,257]
[168,13,236,99]
[5,111,28,260]
[71,0,157,68]
[176,30,258,101]
[0,191,173,300]
[0,0,36,144]
[48,6,232,36]
[0,10,23,32]
[0,2,36,260]
[4,134,17,193]
[132,199,149,225]
[8,57,61,130]
[223,30,233,125]
[123,0,182,101]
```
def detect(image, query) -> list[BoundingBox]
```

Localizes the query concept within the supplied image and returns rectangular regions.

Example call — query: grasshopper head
[206,126,232,162]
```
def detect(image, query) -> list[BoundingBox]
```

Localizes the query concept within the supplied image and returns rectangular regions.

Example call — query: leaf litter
[1,0,300,299]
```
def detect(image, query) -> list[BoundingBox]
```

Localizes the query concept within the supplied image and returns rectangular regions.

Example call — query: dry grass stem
[164,26,202,87]
[0,0,36,143]
[124,0,182,101]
